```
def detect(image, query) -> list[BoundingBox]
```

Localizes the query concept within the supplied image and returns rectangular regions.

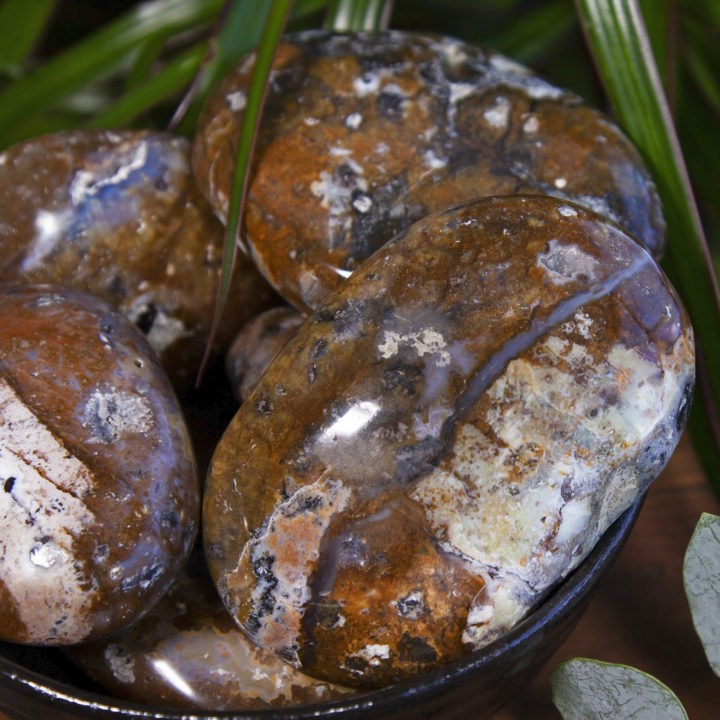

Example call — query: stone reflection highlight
[203,196,695,688]
[66,553,352,710]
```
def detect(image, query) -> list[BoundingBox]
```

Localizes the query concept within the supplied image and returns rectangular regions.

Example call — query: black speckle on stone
[119,564,163,592]
[675,380,694,433]
[135,303,157,335]
[160,508,179,530]
[343,655,369,674]
[307,338,328,383]
[351,189,373,214]
[85,393,118,444]
[3,476,15,493]
[336,163,357,187]
[398,633,438,663]
[92,544,109,563]
[332,302,364,337]
[395,592,424,618]
[258,587,276,616]
[283,492,324,519]
[299,494,323,512]
[315,600,344,629]
[395,437,443,486]
[309,338,328,362]
[253,552,278,586]
[560,478,574,502]
[140,563,163,586]
[278,645,299,665]
[255,396,274,415]
[204,542,224,561]
[307,363,318,384]
[376,90,405,120]
[99,315,116,336]
[292,452,311,472]
[246,614,261,635]
[314,308,335,326]
[107,274,125,301]
[383,360,423,395]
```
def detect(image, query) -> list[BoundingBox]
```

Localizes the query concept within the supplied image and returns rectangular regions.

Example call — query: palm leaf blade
[576,0,720,496]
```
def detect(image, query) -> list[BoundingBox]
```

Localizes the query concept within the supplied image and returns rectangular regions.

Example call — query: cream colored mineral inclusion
[0,378,98,643]
[411,318,690,648]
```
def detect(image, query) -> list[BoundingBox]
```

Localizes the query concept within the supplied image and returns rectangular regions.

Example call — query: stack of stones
[0,30,694,709]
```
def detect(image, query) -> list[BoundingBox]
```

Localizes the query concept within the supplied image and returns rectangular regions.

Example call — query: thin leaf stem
[197,0,294,386]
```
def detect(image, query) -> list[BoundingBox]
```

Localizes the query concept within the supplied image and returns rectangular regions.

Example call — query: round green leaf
[552,658,688,720]
[683,512,720,677]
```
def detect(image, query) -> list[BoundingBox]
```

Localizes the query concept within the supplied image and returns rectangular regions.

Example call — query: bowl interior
[0,498,642,720]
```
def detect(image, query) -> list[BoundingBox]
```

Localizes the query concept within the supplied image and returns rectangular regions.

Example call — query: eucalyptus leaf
[552,658,688,720]
[683,512,720,677]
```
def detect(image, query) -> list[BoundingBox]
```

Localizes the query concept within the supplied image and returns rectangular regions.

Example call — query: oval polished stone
[67,549,352,710]
[0,130,278,391]
[0,284,199,645]
[203,196,694,688]
[193,30,665,312]
[226,306,305,403]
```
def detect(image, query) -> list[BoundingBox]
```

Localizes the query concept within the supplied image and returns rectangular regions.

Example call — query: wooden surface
[1,434,718,719]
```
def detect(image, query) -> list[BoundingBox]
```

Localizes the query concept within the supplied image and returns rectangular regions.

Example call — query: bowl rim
[0,498,643,720]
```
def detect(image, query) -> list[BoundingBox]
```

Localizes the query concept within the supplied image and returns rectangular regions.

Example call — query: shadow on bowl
[0,498,642,720]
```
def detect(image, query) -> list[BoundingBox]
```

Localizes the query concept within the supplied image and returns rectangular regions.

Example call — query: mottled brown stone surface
[203,196,694,688]
[193,31,665,312]
[226,306,305,403]
[66,548,352,710]
[0,130,278,391]
[0,284,199,645]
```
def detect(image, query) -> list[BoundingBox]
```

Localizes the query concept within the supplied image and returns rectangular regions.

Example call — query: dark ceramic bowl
[0,499,641,720]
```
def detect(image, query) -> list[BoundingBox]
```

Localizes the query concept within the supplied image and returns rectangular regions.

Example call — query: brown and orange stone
[193,30,665,312]
[203,196,694,688]
[0,130,277,391]
[67,549,352,710]
[0,284,199,645]
[226,306,305,403]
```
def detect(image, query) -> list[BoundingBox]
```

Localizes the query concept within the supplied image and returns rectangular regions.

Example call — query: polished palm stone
[226,306,305,403]
[203,196,694,688]
[193,30,665,312]
[67,549,352,710]
[0,284,199,645]
[0,130,277,391]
